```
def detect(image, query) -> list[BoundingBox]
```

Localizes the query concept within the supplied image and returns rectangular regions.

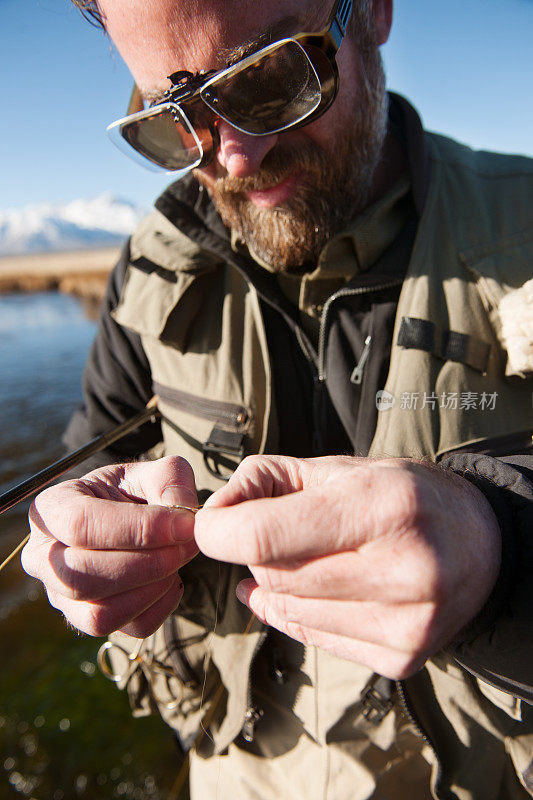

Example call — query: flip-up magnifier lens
[107,103,204,174]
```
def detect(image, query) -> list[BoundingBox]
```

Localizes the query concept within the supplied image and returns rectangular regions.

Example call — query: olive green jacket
[106,131,533,799]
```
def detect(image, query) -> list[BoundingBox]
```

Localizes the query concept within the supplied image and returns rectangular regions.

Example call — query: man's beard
[198,43,388,272]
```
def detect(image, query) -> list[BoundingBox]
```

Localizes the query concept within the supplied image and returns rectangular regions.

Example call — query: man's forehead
[100,0,324,96]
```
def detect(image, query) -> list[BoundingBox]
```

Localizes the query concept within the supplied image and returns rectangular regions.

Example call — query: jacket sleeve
[441,452,533,704]
[62,240,162,472]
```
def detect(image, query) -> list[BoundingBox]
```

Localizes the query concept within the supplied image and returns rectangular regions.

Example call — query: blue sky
[1,0,532,210]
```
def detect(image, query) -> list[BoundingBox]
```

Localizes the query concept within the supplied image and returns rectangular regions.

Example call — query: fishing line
[198,561,221,746]
[0,534,30,572]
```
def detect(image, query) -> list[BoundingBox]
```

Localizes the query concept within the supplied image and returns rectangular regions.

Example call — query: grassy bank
[0,248,120,305]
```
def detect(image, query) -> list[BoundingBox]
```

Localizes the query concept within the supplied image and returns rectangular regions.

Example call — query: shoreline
[0,246,120,303]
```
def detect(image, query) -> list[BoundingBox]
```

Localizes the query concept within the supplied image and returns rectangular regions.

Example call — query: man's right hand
[22,456,199,638]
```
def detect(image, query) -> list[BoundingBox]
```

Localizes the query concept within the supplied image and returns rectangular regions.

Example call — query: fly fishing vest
[106,132,533,799]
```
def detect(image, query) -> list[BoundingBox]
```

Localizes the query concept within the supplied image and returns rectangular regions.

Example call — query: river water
[0,292,96,501]
[0,293,182,799]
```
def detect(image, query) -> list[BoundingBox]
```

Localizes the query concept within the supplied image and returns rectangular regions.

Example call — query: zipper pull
[350,335,372,385]
[361,675,394,724]
[241,706,264,742]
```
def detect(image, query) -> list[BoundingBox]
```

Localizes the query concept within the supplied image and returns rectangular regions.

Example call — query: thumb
[127,456,198,509]
[203,454,306,510]
[203,454,358,509]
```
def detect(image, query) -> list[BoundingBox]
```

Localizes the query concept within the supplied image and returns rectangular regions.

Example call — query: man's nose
[216,119,278,177]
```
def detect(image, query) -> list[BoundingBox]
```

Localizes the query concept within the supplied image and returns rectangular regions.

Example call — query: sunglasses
[107,0,353,176]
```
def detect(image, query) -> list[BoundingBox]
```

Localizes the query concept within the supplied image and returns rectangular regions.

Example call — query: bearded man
[22,1,533,798]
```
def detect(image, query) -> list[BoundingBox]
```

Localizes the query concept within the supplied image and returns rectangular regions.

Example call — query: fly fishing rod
[0,398,160,572]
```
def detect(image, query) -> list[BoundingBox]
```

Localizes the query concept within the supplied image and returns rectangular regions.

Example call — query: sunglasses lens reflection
[120,105,203,171]
[201,40,322,134]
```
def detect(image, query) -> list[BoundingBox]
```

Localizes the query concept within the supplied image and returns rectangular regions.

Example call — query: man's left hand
[194,455,501,679]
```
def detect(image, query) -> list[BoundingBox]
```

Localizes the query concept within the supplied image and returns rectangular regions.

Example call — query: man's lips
[244,174,299,208]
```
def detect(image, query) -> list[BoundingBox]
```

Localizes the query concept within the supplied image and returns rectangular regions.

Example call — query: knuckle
[58,500,91,548]
[46,589,96,638]
[396,603,440,658]
[51,547,91,601]
[245,520,271,564]
[234,454,277,488]
[158,454,191,472]
[389,651,428,680]
[246,515,288,564]
[64,574,92,603]
[232,455,261,485]
[238,454,264,473]
[121,614,164,639]
[393,472,423,530]
[147,546,178,580]
[32,480,75,519]
[33,483,62,507]
[269,591,291,621]
[137,507,179,550]
[79,603,113,638]
[413,602,440,649]
[426,566,449,605]
[135,510,155,549]
[285,620,313,646]
[120,621,149,638]
[157,455,197,490]
[251,566,283,593]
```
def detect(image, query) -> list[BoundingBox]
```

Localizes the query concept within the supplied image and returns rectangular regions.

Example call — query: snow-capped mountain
[0,194,147,256]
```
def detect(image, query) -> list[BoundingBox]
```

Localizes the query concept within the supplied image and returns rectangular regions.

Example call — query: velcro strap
[204,426,245,458]
[203,426,245,481]
[397,317,490,373]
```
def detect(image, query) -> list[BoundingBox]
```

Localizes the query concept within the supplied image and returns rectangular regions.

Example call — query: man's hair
[71,0,104,28]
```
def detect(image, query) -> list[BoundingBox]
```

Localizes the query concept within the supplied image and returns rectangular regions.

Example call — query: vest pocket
[153,381,250,486]
[153,382,249,429]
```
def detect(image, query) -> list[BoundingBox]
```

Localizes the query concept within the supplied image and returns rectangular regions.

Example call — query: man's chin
[217,196,336,272]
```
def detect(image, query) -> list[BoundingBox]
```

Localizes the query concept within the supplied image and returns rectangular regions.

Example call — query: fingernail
[235,582,247,604]
[161,486,197,508]
[170,511,196,543]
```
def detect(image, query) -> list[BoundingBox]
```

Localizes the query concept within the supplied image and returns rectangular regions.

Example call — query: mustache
[212,140,332,195]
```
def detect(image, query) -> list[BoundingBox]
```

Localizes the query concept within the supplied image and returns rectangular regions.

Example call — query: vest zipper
[317,279,404,382]
[395,679,456,800]
[152,382,248,430]
[312,374,326,454]
[294,327,326,454]
[241,628,268,742]
[294,279,403,454]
